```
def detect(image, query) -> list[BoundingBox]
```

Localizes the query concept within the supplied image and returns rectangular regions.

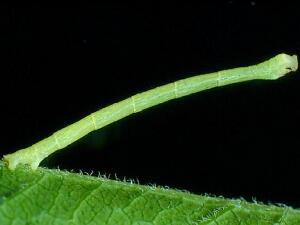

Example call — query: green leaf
[0,161,299,225]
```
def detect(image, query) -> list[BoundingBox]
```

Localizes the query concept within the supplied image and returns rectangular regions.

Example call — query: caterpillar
[3,53,298,170]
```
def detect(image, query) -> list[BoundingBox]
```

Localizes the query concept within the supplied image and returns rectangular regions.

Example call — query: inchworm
[3,53,298,170]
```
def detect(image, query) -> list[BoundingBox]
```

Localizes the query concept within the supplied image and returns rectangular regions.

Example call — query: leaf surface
[0,162,299,225]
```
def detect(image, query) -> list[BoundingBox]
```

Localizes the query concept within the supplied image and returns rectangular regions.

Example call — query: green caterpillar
[3,53,298,170]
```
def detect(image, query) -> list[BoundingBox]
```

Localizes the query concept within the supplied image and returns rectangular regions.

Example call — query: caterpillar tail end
[2,148,40,170]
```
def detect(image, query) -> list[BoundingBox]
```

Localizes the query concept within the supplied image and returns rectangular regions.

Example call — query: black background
[1,2,300,208]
